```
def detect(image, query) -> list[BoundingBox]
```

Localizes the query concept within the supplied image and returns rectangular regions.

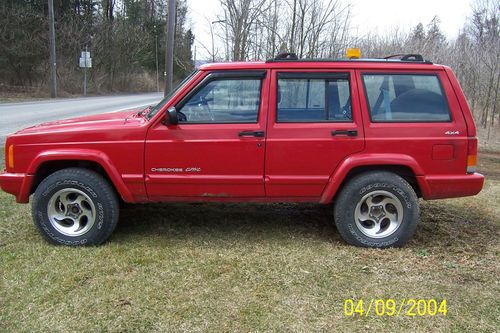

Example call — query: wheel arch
[320,154,424,204]
[27,149,134,202]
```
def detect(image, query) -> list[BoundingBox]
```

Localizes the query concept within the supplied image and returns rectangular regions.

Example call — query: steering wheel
[183,96,215,122]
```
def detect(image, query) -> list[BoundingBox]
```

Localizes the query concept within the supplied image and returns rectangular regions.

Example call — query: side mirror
[164,106,179,125]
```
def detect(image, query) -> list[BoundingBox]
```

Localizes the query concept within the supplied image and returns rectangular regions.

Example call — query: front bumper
[0,171,34,203]
[417,173,485,200]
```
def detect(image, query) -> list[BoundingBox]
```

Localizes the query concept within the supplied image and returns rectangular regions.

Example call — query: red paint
[1,60,484,204]
[432,145,454,160]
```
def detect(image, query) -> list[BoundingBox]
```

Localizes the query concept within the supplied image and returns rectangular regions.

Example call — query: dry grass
[0,152,499,332]
[0,70,158,104]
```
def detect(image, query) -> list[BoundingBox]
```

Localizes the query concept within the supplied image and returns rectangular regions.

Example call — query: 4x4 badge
[444,131,460,135]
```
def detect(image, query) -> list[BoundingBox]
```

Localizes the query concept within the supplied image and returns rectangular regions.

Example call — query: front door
[145,70,268,200]
[265,69,365,198]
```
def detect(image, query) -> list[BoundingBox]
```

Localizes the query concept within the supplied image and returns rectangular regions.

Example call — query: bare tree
[220,0,271,60]
[217,0,352,60]
[462,0,499,136]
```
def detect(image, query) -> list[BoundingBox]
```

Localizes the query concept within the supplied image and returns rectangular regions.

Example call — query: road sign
[79,57,92,68]
[79,51,92,68]
[80,49,91,96]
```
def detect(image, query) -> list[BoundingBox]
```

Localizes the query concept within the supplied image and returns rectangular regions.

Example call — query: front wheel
[32,168,119,246]
[334,171,419,248]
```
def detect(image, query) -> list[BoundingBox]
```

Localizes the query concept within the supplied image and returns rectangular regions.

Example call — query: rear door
[265,69,365,198]
[145,70,269,200]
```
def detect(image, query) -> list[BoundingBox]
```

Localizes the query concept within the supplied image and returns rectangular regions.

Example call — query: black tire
[32,168,119,246]
[334,171,419,248]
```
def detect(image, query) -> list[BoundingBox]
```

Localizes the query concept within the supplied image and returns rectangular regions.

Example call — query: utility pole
[48,0,57,98]
[193,45,197,68]
[224,10,229,61]
[164,0,176,96]
[210,24,215,62]
[211,19,227,62]
[154,25,159,93]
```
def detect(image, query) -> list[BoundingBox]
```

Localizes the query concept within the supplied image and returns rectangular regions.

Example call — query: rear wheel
[32,168,119,246]
[334,171,419,248]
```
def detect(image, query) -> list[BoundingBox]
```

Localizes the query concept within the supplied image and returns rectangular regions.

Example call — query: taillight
[467,137,477,174]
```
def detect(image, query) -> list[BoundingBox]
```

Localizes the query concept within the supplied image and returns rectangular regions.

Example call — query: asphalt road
[0,92,163,141]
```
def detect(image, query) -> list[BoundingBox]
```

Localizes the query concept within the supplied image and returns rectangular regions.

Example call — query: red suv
[0,53,484,248]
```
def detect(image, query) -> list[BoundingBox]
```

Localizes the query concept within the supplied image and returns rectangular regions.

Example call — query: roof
[198,60,443,71]
[199,52,443,71]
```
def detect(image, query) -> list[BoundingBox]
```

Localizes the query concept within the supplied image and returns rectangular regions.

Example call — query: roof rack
[266,52,432,64]
[383,54,425,61]
[271,52,299,61]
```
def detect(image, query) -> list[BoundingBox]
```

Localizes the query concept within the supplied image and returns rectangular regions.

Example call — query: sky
[186,0,474,60]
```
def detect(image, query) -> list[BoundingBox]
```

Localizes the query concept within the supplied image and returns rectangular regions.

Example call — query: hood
[15,109,145,135]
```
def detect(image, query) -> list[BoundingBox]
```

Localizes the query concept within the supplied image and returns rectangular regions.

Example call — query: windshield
[146,70,199,120]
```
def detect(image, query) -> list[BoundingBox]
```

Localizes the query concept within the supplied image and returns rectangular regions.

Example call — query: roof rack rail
[266,52,299,62]
[265,52,433,64]
[384,54,425,61]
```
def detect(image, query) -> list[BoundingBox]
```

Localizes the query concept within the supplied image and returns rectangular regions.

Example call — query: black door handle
[238,131,265,137]
[332,130,358,137]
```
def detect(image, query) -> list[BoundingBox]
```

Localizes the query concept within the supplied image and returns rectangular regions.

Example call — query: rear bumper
[417,173,484,200]
[0,171,34,203]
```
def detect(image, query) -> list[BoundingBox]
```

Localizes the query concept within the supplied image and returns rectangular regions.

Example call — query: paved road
[0,93,163,141]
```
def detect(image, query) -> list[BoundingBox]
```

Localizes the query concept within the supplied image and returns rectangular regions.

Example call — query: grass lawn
[0,152,499,332]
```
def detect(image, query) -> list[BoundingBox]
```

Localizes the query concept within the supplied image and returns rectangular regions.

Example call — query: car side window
[362,74,451,122]
[277,73,352,122]
[177,78,261,123]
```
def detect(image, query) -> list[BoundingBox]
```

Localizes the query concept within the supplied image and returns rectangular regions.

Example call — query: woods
[0,0,498,136]
[0,0,194,94]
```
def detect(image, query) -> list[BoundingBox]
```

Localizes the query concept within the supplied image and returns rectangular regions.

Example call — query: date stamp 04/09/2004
[344,299,447,317]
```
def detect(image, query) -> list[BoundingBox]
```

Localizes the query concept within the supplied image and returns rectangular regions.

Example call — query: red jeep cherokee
[0,53,484,248]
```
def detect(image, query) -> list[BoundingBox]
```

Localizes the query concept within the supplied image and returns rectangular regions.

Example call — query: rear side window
[362,74,451,122]
[277,73,352,122]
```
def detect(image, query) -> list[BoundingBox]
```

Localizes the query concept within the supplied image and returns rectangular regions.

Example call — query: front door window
[177,79,261,123]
